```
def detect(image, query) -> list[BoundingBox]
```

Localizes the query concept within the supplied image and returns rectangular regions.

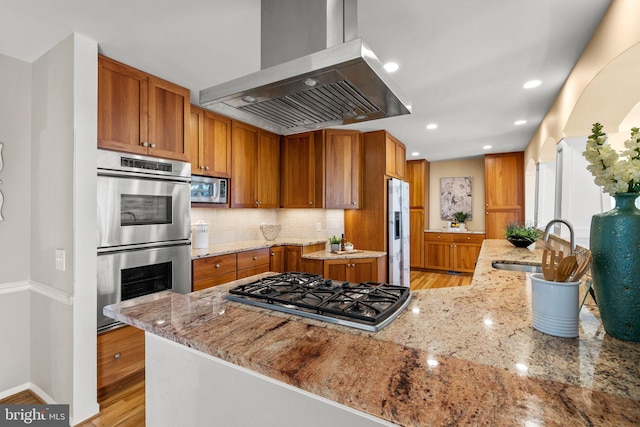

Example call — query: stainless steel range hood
[199,0,411,135]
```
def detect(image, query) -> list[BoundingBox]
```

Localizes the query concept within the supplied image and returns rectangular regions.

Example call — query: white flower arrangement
[583,122,640,194]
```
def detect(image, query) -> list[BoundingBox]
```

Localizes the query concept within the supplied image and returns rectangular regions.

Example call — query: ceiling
[0,0,611,162]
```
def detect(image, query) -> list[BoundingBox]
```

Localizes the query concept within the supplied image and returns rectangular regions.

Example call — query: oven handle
[98,240,191,254]
[98,169,191,183]
[97,203,103,248]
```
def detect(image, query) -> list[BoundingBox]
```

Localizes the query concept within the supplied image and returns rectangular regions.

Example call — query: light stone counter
[303,249,386,260]
[424,229,486,234]
[106,239,640,426]
[191,238,327,259]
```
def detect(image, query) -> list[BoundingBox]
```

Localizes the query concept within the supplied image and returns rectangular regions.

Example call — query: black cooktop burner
[226,272,412,331]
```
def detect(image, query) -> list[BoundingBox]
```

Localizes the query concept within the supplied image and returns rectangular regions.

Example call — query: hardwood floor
[1,271,465,426]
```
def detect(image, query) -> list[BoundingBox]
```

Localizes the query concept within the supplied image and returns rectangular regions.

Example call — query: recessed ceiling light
[384,62,399,72]
[514,120,527,125]
[523,79,541,89]
[426,123,438,130]
[483,145,492,150]
[411,151,420,156]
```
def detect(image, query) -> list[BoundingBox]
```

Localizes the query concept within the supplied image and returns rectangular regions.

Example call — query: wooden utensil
[571,252,592,282]
[541,249,563,281]
[555,256,577,282]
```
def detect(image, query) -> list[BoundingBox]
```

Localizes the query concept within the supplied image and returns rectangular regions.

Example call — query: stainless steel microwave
[191,175,228,204]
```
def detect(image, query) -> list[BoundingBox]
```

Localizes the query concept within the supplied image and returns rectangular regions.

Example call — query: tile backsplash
[191,208,344,246]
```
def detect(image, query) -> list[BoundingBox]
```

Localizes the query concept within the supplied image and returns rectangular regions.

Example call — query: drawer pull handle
[114,353,121,360]
[215,263,220,268]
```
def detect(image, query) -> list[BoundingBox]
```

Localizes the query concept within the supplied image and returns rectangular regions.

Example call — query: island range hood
[199,0,411,135]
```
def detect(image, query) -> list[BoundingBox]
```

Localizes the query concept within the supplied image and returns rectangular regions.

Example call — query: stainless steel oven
[97,149,192,332]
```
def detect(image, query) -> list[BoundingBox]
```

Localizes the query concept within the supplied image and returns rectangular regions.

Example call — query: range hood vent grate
[237,80,381,129]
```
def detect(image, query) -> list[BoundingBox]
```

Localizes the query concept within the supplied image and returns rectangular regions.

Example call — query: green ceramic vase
[590,192,640,341]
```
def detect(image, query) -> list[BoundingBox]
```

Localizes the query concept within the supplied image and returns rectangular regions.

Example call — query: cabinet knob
[486,204,489,207]
[150,143,156,148]
[309,201,313,206]
[141,141,149,147]
[352,201,357,205]
[114,353,121,360]
[205,166,210,171]
[271,252,275,256]
[467,237,471,240]
[255,201,259,207]
[215,263,220,268]
[253,256,257,260]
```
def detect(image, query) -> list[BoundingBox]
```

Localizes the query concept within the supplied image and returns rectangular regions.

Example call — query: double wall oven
[97,149,192,332]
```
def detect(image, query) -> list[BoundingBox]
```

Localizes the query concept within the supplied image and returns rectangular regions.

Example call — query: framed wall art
[440,176,472,220]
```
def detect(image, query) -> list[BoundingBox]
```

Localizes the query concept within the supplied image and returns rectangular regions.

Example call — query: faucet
[543,219,576,253]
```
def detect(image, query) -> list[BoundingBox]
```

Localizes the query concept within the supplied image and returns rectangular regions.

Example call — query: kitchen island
[105,240,640,426]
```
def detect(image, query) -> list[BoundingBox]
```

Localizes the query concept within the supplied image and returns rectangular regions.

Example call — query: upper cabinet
[231,121,280,208]
[324,130,362,209]
[281,131,325,208]
[281,129,362,209]
[385,133,406,179]
[407,159,430,209]
[98,55,189,161]
[189,106,231,178]
[484,152,524,239]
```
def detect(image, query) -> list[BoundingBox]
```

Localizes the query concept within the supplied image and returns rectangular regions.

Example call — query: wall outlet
[316,222,322,231]
[55,248,66,271]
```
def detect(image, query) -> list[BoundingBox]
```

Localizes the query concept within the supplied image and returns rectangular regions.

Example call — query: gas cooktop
[226,272,412,331]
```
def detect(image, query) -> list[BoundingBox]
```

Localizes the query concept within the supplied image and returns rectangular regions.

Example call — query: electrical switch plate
[55,249,66,271]
[316,222,322,231]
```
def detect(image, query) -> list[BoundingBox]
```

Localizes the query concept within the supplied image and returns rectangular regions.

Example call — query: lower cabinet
[192,253,237,291]
[269,246,285,273]
[424,232,485,273]
[237,248,270,279]
[323,257,385,283]
[97,325,145,396]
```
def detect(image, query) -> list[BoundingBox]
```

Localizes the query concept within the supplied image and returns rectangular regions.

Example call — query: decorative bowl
[260,224,281,241]
[507,237,536,248]
[343,244,354,251]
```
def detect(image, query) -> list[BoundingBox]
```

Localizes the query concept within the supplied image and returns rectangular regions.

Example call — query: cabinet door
[270,246,285,273]
[325,130,362,209]
[407,159,429,209]
[281,132,320,208]
[147,76,190,161]
[385,135,406,179]
[188,106,204,170]
[231,122,258,208]
[202,111,231,177]
[284,246,303,272]
[350,258,377,283]
[323,260,349,282]
[97,325,145,393]
[256,130,280,208]
[395,142,406,179]
[410,210,426,268]
[425,241,451,271]
[485,152,524,239]
[452,243,482,273]
[98,56,148,155]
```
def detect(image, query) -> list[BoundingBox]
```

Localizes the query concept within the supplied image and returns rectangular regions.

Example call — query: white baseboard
[0,382,56,404]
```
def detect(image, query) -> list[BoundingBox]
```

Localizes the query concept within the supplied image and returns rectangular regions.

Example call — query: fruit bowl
[260,224,281,241]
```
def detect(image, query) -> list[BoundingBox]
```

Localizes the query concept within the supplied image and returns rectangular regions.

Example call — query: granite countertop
[303,249,386,260]
[424,229,486,234]
[106,240,640,426]
[192,238,327,259]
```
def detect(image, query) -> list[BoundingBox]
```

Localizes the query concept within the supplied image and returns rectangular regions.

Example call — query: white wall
[0,53,32,394]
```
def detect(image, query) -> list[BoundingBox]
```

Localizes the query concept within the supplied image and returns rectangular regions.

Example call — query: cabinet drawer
[237,264,270,279]
[424,232,453,242]
[97,325,145,392]
[193,271,237,291]
[237,248,270,270]
[452,234,485,244]
[193,254,237,279]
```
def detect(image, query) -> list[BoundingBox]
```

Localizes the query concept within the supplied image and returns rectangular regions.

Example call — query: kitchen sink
[491,261,542,273]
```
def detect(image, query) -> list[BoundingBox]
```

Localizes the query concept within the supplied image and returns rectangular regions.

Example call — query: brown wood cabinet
[407,159,430,269]
[189,106,231,178]
[98,55,189,161]
[385,133,407,179]
[324,130,362,209]
[231,121,280,208]
[270,246,285,273]
[344,130,406,279]
[484,152,524,239]
[192,253,237,291]
[237,248,270,279]
[97,325,144,396]
[281,131,324,208]
[323,257,385,283]
[424,232,484,273]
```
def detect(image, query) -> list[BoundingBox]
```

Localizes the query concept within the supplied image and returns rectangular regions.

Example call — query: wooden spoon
[541,249,557,281]
[571,253,592,282]
[555,256,578,282]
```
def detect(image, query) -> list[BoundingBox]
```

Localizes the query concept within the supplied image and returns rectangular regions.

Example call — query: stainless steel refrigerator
[388,178,410,287]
